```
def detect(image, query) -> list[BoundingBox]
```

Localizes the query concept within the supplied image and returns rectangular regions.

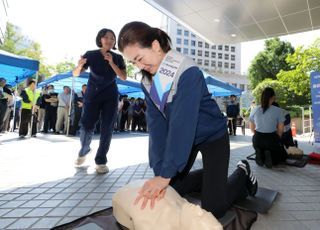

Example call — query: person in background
[43,85,58,133]
[120,95,130,131]
[0,78,12,132]
[19,80,41,138]
[127,97,135,131]
[249,87,287,168]
[226,94,239,136]
[70,84,87,136]
[37,86,47,132]
[117,21,257,218]
[73,28,127,174]
[55,86,71,134]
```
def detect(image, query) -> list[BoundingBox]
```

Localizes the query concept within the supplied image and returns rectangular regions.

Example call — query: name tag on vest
[149,50,185,114]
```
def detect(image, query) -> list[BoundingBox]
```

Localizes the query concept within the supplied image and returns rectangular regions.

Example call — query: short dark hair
[96,28,116,49]
[82,84,87,88]
[28,80,36,86]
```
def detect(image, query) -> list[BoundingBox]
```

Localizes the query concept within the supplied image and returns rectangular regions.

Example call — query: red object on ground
[308,152,320,165]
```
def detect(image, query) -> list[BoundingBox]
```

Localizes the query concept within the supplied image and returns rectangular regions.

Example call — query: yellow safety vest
[21,88,40,110]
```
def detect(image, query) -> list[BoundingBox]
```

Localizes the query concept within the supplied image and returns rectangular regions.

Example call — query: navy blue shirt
[143,66,227,178]
[83,49,126,99]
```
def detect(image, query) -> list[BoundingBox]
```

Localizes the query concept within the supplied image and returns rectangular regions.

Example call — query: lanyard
[149,50,185,114]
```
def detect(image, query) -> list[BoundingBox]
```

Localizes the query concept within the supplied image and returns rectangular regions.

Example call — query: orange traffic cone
[291,122,297,137]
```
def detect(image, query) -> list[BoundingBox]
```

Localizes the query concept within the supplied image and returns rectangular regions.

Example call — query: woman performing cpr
[118,21,258,218]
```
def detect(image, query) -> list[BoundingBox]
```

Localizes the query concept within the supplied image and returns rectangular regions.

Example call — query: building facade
[166,18,249,91]
[0,0,9,44]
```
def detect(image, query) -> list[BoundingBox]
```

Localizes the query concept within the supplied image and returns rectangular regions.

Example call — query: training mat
[247,153,309,168]
[235,187,278,214]
[52,206,257,230]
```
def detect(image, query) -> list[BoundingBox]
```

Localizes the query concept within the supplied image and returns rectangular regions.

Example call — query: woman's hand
[134,176,171,209]
[73,56,87,77]
[104,52,113,64]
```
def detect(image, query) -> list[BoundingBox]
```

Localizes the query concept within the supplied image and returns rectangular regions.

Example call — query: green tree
[277,39,320,105]
[0,22,54,80]
[125,60,139,79]
[55,60,76,74]
[248,38,295,89]
[252,79,288,106]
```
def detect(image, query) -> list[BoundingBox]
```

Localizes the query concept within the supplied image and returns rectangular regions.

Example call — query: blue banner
[310,71,320,143]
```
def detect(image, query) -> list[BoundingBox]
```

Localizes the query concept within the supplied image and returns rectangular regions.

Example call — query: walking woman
[73,28,127,173]
[249,87,287,168]
[117,21,257,218]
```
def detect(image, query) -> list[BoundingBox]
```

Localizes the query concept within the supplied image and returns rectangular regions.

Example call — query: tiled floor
[0,131,319,229]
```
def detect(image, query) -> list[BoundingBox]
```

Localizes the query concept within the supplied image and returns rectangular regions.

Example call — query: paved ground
[0,130,319,229]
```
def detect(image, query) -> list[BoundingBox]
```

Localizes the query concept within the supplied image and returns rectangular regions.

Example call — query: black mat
[247,153,309,168]
[52,206,256,230]
[235,187,278,214]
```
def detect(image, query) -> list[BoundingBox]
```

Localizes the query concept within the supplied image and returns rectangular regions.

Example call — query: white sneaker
[96,164,109,174]
[75,156,86,166]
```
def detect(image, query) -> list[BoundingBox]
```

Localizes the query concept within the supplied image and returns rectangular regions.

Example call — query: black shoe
[31,134,37,138]
[255,149,264,167]
[264,150,273,168]
[237,160,258,196]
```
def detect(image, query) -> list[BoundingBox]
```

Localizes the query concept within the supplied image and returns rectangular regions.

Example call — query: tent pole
[66,75,75,136]
[10,77,18,132]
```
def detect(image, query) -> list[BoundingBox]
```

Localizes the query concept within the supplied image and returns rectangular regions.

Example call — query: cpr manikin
[112,180,223,230]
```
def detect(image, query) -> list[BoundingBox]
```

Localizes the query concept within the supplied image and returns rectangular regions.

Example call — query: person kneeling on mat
[249,87,287,168]
[117,21,258,220]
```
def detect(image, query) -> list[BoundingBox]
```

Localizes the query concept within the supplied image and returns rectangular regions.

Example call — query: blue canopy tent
[202,71,242,97]
[0,50,40,86]
[37,71,144,98]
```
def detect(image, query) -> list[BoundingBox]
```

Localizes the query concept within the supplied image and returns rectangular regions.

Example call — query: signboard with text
[310,71,320,144]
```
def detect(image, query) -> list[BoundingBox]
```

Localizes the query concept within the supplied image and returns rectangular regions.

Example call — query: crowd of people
[0,78,148,139]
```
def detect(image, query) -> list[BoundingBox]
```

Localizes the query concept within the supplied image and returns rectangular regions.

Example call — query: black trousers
[170,132,248,218]
[120,112,128,131]
[253,131,287,165]
[0,101,7,130]
[19,109,37,136]
[228,117,237,135]
[43,106,57,132]
[70,107,82,135]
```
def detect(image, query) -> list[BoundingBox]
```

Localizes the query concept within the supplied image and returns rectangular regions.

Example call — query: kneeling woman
[118,21,257,218]
[249,87,287,168]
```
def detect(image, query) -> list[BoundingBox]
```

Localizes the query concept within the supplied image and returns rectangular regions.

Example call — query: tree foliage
[248,38,295,89]
[277,39,320,105]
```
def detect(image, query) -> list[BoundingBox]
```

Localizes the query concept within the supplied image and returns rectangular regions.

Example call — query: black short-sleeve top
[83,49,126,96]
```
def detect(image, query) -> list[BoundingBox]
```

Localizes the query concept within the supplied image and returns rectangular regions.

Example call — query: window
[177,29,182,35]
[232,83,237,88]
[191,49,195,55]
[218,61,222,67]
[184,30,189,36]
[205,51,209,57]
[176,47,181,52]
[191,33,196,37]
[198,50,202,56]
[231,46,235,52]
[225,54,229,60]
[204,60,209,66]
[176,38,181,44]
[205,42,209,48]
[192,58,196,61]
[191,40,196,46]
[218,53,222,59]
[211,60,216,67]
[231,63,235,69]
[198,41,203,47]
[231,55,235,61]
[197,59,203,65]
[212,45,216,49]
[184,39,188,45]
[224,62,229,68]
[240,84,245,91]
[183,48,188,55]
[218,45,222,50]
[211,52,216,58]
[225,45,229,51]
